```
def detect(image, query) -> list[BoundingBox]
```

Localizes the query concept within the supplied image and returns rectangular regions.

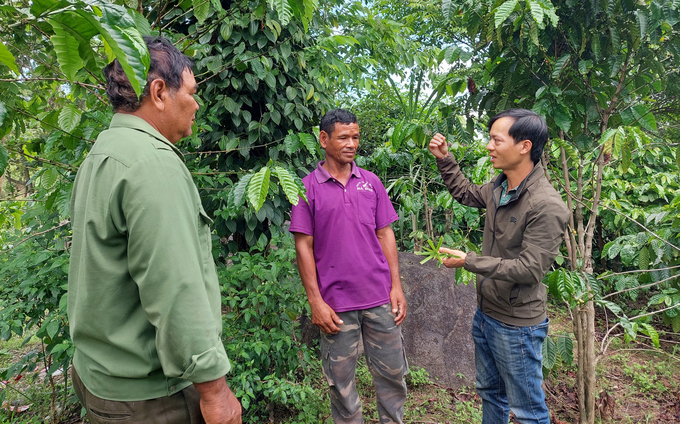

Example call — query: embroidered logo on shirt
[510,216,517,224]
[356,181,374,192]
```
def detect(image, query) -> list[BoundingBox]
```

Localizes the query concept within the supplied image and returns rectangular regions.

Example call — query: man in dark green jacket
[68,36,241,424]
[429,109,570,424]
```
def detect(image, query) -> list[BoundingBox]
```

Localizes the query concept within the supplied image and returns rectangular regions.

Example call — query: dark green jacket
[437,153,570,326]
[68,114,230,401]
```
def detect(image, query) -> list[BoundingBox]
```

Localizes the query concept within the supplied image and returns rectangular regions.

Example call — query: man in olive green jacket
[429,109,570,424]
[68,36,241,424]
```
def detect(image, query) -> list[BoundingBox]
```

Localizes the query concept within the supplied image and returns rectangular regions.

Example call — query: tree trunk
[575,299,597,424]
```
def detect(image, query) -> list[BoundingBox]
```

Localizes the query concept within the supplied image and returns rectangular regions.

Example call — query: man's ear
[319,130,329,149]
[147,78,167,112]
[520,139,532,155]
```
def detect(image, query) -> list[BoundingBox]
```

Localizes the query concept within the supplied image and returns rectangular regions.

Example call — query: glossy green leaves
[237,165,307,212]
[0,41,18,75]
[39,0,150,96]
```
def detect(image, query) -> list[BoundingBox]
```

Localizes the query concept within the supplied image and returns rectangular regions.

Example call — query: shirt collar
[108,113,185,162]
[314,161,362,183]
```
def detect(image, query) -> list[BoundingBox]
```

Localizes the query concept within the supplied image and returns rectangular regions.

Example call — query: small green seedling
[415,236,459,267]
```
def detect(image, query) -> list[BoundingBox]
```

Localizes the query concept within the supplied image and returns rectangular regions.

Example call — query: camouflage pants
[320,303,408,424]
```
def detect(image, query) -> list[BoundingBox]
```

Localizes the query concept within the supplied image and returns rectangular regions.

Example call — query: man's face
[320,122,360,166]
[163,69,199,144]
[486,116,531,171]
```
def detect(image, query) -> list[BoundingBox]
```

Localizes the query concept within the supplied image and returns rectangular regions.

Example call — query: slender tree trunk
[575,300,596,424]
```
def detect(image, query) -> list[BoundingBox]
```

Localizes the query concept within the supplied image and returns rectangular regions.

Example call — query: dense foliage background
[1,0,679,422]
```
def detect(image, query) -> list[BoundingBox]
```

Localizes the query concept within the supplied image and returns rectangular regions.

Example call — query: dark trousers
[72,367,205,424]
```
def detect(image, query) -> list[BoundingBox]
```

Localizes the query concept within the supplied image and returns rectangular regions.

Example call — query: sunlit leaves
[442,0,453,20]
[494,0,518,28]
[193,0,210,24]
[274,166,305,206]
[58,105,81,133]
[269,0,293,26]
[247,167,271,212]
[51,21,84,81]
[0,41,18,75]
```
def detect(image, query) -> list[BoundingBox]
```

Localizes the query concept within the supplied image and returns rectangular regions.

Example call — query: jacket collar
[493,162,545,204]
[314,161,362,183]
[109,113,185,162]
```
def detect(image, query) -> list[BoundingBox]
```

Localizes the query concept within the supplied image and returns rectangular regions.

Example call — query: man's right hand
[428,132,449,159]
[311,300,343,334]
[195,378,242,424]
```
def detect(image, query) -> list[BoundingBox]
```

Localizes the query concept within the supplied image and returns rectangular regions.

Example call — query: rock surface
[399,252,477,389]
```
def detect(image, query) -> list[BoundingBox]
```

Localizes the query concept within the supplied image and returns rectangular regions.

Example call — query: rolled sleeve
[180,341,231,383]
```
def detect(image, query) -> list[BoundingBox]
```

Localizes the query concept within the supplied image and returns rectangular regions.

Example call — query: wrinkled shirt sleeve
[121,158,230,383]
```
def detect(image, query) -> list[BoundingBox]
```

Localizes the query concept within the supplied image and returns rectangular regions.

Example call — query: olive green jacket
[68,114,230,401]
[437,153,570,326]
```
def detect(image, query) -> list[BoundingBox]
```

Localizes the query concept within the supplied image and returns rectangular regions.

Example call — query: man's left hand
[390,286,407,326]
[439,247,467,268]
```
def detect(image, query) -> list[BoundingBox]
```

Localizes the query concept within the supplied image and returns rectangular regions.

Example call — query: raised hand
[428,132,449,159]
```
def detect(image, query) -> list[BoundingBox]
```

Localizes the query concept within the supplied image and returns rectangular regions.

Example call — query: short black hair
[488,109,548,164]
[320,109,358,136]
[103,36,194,112]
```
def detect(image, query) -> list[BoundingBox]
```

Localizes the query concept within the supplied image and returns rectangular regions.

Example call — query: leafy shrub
[219,233,327,422]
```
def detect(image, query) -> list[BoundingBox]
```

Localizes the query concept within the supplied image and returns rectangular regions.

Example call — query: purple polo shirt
[289,161,398,313]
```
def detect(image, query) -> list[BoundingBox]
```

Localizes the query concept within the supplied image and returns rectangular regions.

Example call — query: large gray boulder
[399,252,477,389]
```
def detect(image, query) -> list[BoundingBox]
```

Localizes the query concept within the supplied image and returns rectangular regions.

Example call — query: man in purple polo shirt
[290,109,408,424]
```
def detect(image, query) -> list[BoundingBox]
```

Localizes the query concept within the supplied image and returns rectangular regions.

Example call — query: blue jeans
[472,309,550,424]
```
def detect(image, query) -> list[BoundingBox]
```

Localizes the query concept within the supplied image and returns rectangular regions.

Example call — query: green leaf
[553,137,578,161]
[269,0,293,26]
[638,247,650,270]
[274,166,302,206]
[130,10,152,36]
[0,143,8,178]
[44,319,59,340]
[494,0,519,28]
[542,335,557,369]
[41,168,58,189]
[552,54,570,79]
[0,101,6,127]
[58,104,81,133]
[298,133,317,157]
[31,0,68,17]
[631,104,657,132]
[527,0,544,28]
[648,293,667,306]
[0,41,19,74]
[556,335,574,365]
[553,107,571,133]
[247,167,271,212]
[193,0,210,24]
[51,21,84,81]
[230,173,253,208]
[638,322,659,348]
[283,133,299,156]
[78,9,150,97]
[442,0,453,19]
